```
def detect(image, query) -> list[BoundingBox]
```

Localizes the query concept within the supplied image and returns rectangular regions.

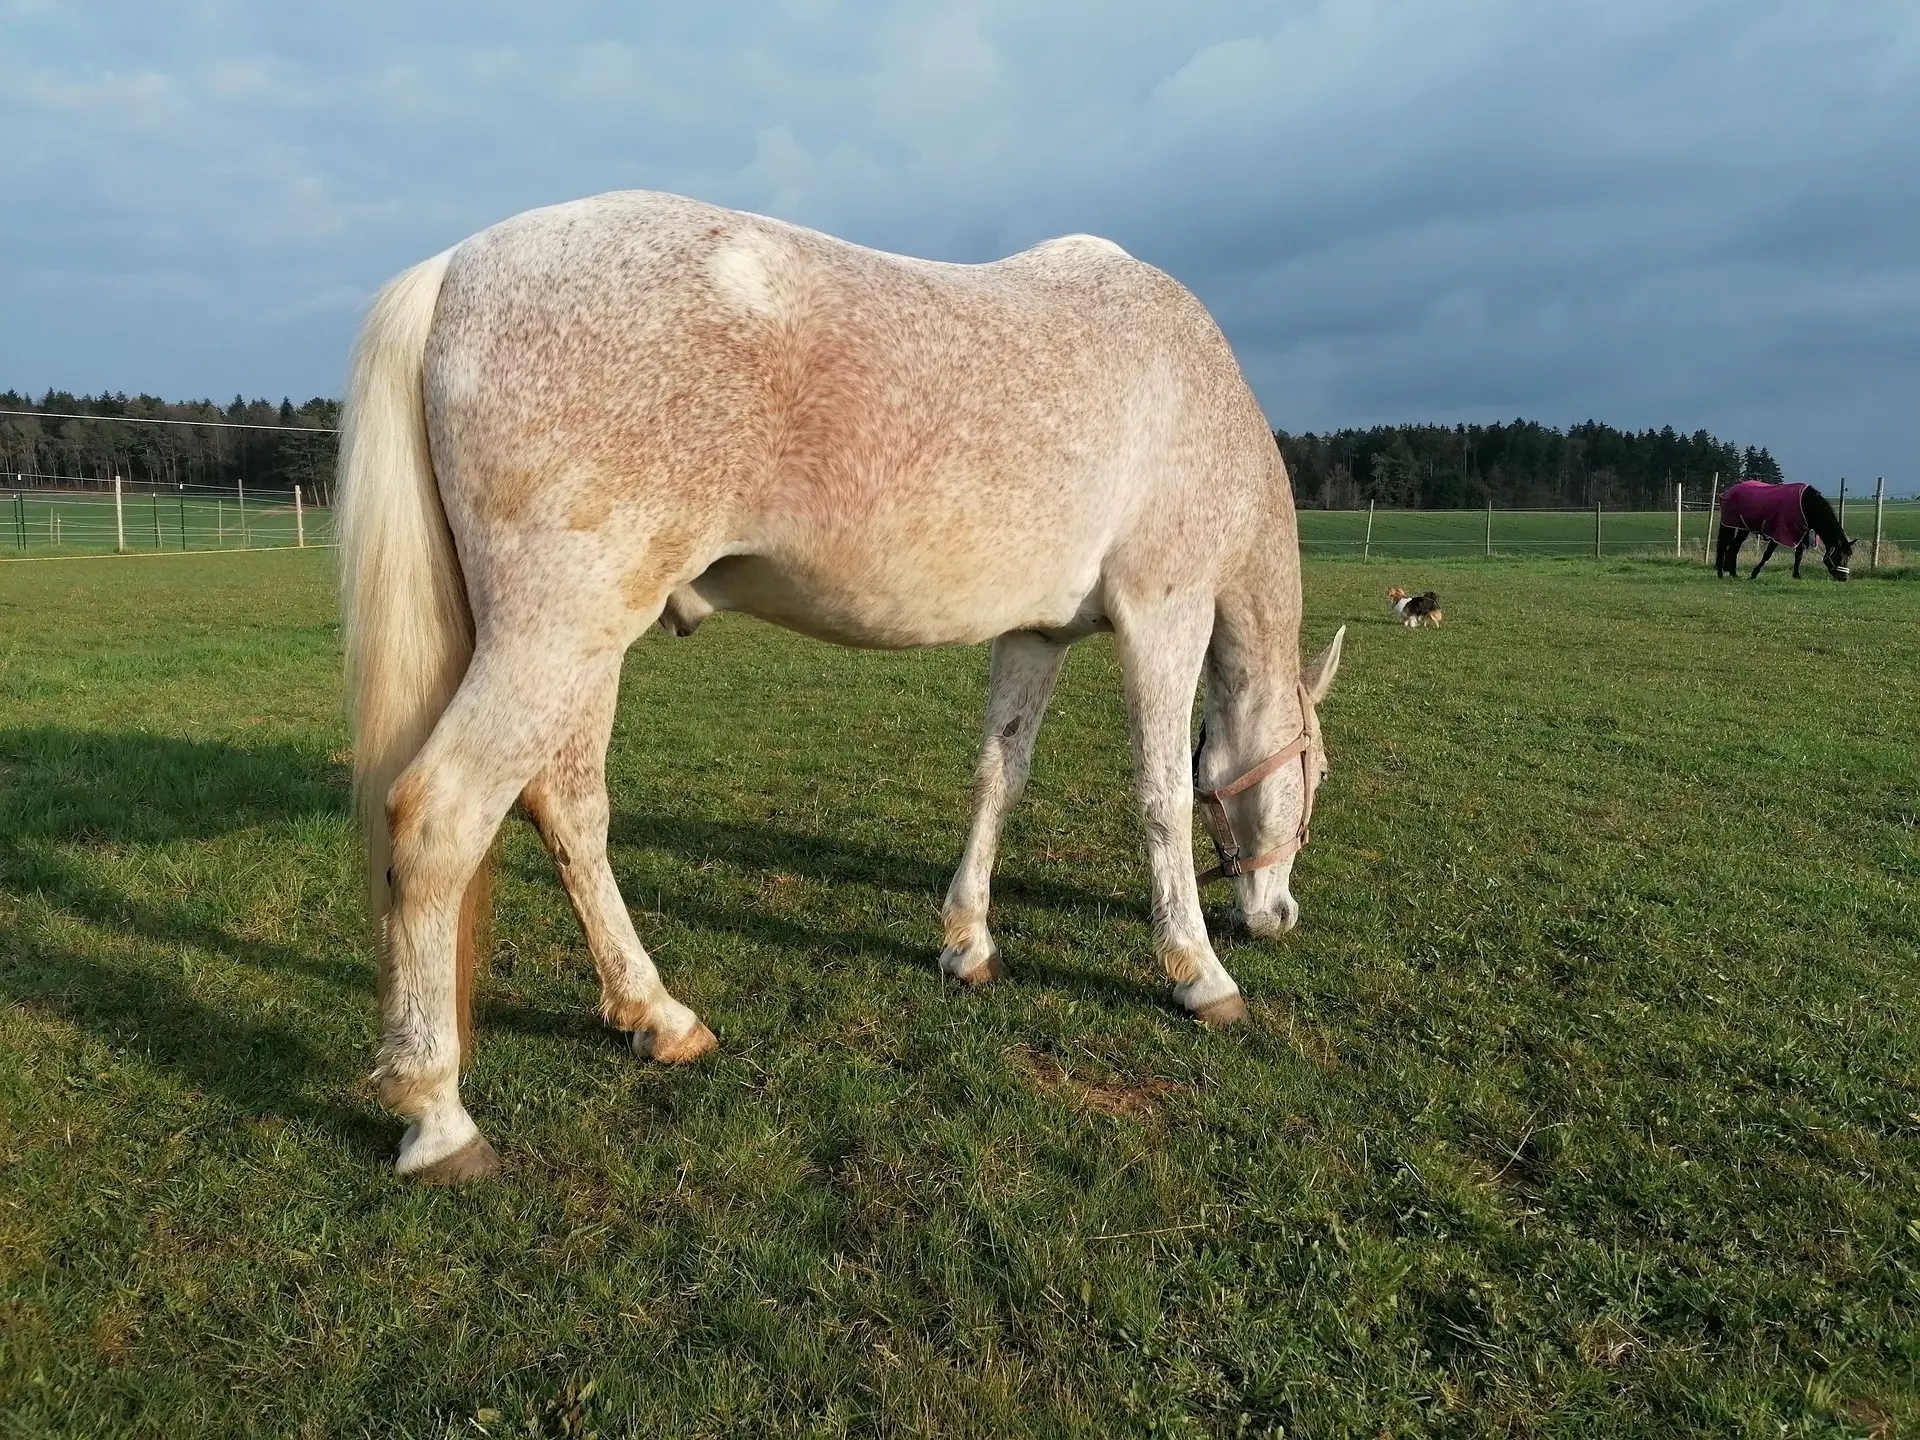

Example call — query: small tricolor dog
[1387,587,1443,628]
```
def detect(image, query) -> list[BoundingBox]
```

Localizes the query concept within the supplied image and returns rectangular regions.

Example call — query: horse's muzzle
[1243,899,1299,937]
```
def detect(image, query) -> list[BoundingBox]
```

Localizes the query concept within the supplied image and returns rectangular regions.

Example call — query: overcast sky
[6,1,1916,487]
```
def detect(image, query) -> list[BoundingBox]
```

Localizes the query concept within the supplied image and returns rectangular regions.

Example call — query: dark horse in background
[1716,480,1855,580]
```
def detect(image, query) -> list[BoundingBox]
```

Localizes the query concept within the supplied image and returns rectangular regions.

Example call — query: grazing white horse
[339,191,1344,1182]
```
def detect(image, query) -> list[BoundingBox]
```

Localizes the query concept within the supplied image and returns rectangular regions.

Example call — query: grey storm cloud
[4,0,1916,487]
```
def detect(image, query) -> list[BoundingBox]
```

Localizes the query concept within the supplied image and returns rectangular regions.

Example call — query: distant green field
[0,491,331,557]
[5,492,1915,565]
[1298,503,1920,561]
[2,550,1917,1437]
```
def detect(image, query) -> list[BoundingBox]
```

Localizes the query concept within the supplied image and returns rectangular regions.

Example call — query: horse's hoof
[636,1019,717,1064]
[406,1135,502,1185]
[939,932,1004,985]
[950,951,1004,987]
[1190,993,1249,1027]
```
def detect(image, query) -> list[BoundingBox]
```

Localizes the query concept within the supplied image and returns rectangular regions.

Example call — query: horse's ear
[1303,625,1346,707]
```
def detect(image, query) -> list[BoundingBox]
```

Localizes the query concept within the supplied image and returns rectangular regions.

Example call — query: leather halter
[1194,681,1320,886]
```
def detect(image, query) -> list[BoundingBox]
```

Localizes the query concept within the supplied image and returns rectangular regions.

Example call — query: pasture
[2,549,1916,1437]
[1291,503,1920,562]
[6,495,1917,563]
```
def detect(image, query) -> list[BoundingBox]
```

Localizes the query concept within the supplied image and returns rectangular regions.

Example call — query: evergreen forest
[3,391,1794,511]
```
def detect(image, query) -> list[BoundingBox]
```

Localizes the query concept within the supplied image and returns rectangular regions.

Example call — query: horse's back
[1721,480,1809,546]
[420,191,1281,644]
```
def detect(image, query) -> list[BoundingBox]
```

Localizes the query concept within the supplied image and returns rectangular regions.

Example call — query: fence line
[4,490,1915,565]
[4,479,333,558]
[7,470,328,502]
[1297,501,1919,566]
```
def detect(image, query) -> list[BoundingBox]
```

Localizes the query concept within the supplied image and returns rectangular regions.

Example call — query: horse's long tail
[337,248,489,1059]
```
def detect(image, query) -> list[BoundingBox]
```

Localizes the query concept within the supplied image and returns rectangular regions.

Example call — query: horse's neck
[1205,555,1306,760]
[1807,504,1844,550]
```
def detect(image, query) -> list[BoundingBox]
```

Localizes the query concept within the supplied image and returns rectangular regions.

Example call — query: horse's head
[1195,625,1345,938]
[1824,536,1856,581]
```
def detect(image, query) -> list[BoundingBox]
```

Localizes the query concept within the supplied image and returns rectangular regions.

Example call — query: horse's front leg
[940,632,1069,984]
[1792,543,1805,578]
[1112,595,1245,1025]
[1750,539,1777,578]
[520,656,715,1064]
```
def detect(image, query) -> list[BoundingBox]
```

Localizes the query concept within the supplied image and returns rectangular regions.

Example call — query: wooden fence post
[1364,500,1374,560]
[1675,482,1683,557]
[1486,499,1493,556]
[1705,471,1719,558]
[1873,477,1885,569]
[295,484,305,547]
[114,474,125,553]
[1594,501,1601,560]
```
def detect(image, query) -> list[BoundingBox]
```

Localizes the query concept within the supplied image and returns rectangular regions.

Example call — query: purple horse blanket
[1721,480,1812,548]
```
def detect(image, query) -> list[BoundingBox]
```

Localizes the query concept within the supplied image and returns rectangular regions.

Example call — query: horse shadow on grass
[0,726,348,846]
[0,727,390,1158]
[596,808,1168,1013]
[1,726,1171,1150]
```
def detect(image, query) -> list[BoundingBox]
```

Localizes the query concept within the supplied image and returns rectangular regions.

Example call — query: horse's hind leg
[521,658,714,1062]
[940,632,1069,984]
[1112,594,1244,1025]
[379,636,591,1181]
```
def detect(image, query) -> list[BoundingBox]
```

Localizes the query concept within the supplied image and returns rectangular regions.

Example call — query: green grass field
[5,497,1914,564]
[1295,504,1920,561]
[2,549,1917,1438]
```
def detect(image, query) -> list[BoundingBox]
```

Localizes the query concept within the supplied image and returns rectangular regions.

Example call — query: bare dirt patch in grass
[1007,1044,1184,1120]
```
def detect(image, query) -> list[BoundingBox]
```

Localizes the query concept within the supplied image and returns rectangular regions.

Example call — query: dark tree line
[3,391,1793,514]
[0,391,341,501]
[1276,419,1785,510]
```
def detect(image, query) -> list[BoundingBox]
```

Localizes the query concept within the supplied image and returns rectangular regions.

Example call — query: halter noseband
[1194,681,1320,886]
